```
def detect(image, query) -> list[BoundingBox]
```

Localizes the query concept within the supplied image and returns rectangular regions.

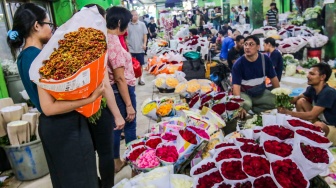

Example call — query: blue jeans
[112,84,137,158]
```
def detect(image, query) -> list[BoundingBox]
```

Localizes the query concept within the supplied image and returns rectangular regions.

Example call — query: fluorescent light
[133,0,137,3]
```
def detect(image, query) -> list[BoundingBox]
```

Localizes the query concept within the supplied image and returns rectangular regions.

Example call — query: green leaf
[88,97,108,124]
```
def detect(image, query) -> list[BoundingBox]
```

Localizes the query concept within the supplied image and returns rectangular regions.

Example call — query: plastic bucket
[307,47,322,61]
[2,140,49,180]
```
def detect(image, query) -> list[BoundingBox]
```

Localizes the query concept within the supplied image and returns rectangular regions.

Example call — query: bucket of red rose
[175,128,201,163]
[294,129,332,149]
[259,125,294,146]
[270,159,310,188]
[141,98,158,120]
[145,136,163,150]
[212,146,242,164]
[292,141,334,179]
[216,159,252,185]
[155,142,179,166]
[263,140,293,163]
[284,118,325,136]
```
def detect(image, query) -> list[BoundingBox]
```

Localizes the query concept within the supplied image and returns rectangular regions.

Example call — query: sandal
[115,161,127,174]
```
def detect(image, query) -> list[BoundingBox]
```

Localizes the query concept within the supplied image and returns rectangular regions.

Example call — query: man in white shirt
[127,10,148,85]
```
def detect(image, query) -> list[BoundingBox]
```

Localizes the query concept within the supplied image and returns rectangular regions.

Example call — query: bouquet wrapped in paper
[29,7,107,117]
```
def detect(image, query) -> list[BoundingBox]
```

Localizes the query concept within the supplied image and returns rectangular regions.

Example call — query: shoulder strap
[261,54,265,78]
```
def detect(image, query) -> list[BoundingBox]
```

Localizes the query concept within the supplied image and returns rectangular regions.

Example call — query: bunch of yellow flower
[156,102,174,117]
[166,77,179,88]
[201,85,212,94]
[174,83,187,93]
[142,102,157,115]
[186,81,201,93]
[155,78,165,88]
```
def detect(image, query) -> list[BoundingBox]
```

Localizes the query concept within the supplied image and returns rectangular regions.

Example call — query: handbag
[132,57,142,78]
[242,55,266,97]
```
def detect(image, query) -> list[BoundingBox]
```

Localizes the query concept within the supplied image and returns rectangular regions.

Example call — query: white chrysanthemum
[313,57,320,63]
[271,88,292,96]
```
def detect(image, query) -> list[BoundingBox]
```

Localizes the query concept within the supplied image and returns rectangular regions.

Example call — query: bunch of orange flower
[39,27,106,80]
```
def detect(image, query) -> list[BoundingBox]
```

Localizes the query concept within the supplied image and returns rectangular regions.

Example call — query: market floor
[3,70,307,188]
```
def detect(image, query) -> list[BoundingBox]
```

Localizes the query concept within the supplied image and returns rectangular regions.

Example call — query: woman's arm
[113,67,136,122]
[38,83,104,116]
[102,69,125,130]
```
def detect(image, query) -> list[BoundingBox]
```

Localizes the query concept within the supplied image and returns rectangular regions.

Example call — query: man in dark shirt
[227,35,245,70]
[278,63,336,144]
[147,17,157,39]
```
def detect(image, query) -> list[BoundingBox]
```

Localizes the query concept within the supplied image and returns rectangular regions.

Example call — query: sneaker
[138,81,145,86]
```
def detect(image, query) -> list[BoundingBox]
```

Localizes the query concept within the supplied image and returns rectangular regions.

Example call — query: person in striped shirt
[232,35,280,118]
[266,3,278,28]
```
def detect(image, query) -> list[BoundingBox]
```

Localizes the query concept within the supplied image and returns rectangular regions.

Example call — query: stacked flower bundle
[190,118,334,188]
[147,52,185,75]
[187,91,244,122]
[124,125,210,173]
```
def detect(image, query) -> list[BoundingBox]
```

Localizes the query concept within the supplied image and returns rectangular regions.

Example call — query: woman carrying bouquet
[7,3,109,187]
[105,7,137,173]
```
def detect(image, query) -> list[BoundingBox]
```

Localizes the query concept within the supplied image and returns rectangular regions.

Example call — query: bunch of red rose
[156,145,178,163]
[200,95,213,107]
[296,130,330,144]
[215,148,242,162]
[131,141,145,148]
[146,137,162,149]
[188,126,210,140]
[262,125,294,140]
[212,103,226,115]
[253,176,277,188]
[213,92,226,101]
[179,129,197,144]
[236,138,255,144]
[196,170,223,188]
[243,155,270,177]
[220,160,248,180]
[161,132,177,142]
[240,143,265,155]
[271,159,308,188]
[216,182,231,188]
[264,140,293,157]
[226,102,240,111]
[300,143,329,164]
[233,181,252,188]
[193,162,216,175]
[189,95,200,109]
[215,143,235,149]
[287,119,322,132]
[128,146,147,161]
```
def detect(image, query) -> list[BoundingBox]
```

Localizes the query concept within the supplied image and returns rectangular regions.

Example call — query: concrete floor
[2,70,308,187]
